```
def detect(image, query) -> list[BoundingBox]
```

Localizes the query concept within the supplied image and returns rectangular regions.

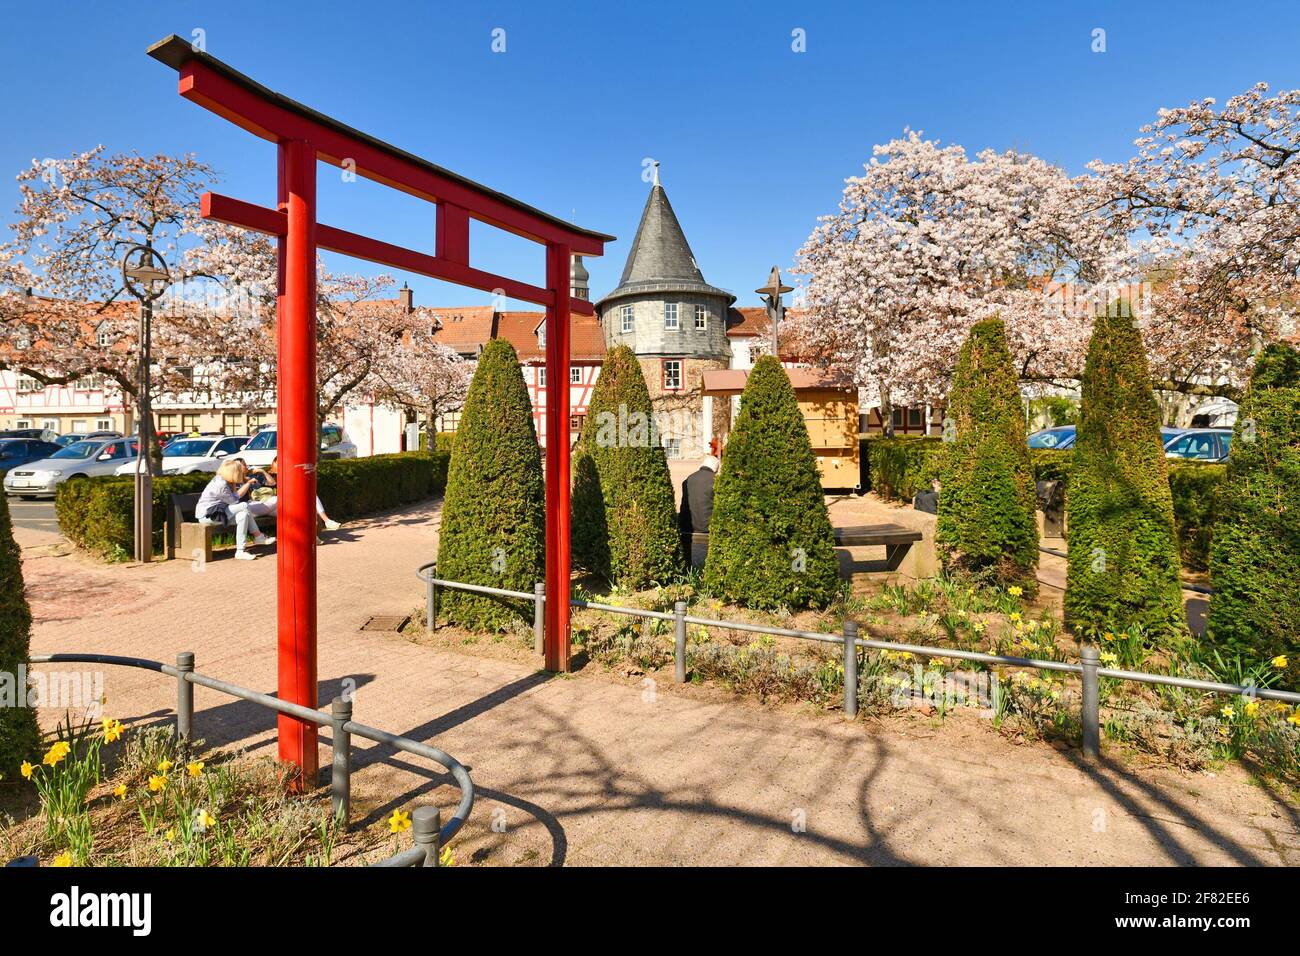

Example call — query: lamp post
[755,265,793,359]
[121,244,171,564]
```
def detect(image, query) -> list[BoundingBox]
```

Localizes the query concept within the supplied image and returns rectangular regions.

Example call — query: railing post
[674,600,687,684]
[843,621,858,718]
[1080,642,1100,761]
[534,582,545,656]
[426,571,437,632]
[331,696,353,824]
[412,805,442,867]
[175,651,194,743]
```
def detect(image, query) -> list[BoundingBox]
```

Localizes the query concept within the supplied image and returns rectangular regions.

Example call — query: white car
[113,434,250,476]
[238,423,357,468]
[4,437,140,499]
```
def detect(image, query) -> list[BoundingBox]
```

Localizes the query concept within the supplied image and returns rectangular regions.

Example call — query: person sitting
[255,457,342,531]
[195,459,275,560]
[678,455,719,568]
[913,478,941,515]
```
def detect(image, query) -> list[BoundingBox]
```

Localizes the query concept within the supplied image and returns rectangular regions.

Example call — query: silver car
[3,437,140,499]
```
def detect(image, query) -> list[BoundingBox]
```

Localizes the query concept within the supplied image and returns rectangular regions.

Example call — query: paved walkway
[16,496,1298,866]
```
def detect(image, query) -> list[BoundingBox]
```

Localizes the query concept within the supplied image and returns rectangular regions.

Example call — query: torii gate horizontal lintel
[149,34,610,780]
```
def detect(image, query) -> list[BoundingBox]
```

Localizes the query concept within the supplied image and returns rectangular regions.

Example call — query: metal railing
[416,562,1300,761]
[29,652,473,867]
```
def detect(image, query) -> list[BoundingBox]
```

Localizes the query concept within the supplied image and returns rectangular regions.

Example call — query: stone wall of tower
[602,291,731,360]
[639,355,728,459]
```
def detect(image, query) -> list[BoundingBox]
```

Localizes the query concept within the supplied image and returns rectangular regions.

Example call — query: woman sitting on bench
[196,458,275,560]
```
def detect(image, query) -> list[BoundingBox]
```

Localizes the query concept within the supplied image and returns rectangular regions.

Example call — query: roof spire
[652,161,660,187]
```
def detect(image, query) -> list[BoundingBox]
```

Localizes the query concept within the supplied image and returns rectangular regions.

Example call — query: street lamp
[121,244,171,564]
[755,266,793,358]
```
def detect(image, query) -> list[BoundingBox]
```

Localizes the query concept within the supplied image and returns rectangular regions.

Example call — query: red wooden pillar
[543,242,572,672]
[276,139,319,781]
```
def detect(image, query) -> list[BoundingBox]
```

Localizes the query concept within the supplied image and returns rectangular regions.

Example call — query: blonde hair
[216,458,247,484]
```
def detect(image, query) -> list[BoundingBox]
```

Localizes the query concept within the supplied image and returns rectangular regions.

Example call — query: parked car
[1,428,59,443]
[113,434,249,476]
[0,438,63,473]
[1027,425,1186,451]
[1163,428,1232,462]
[3,437,140,499]
[55,430,123,448]
[237,423,357,467]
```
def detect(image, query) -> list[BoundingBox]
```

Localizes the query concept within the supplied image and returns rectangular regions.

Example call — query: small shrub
[0,492,39,779]
[1167,462,1224,573]
[1065,305,1187,644]
[703,357,841,610]
[1207,343,1300,673]
[436,339,546,630]
[935,318,1039,589]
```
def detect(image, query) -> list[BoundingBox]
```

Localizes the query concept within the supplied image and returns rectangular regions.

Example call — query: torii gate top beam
[147,35,611,310]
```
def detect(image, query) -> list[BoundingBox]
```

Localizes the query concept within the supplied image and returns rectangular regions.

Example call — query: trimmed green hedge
[863,436,943,501]
[1167,462,1224,573]
[0,492,40,779]
[56,451,449,559]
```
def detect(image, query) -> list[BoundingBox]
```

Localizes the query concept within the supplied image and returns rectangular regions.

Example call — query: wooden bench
[166,492,277,563]
[690,522,924,572]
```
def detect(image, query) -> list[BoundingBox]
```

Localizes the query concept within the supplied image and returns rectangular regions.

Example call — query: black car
[0,428,58,442]
[0,438,63,472]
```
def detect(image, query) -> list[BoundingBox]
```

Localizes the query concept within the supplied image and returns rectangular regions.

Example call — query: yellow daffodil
[1271,655,1288,669]
[1288,710,1300,727]
[1245,700,1260,718]
[42,741,71,767]
[164,828,176,842]
[1103,632,1116,642]
[20,761,33,780]
[194,809,216,832]
[156,758,173,773]
[1008,612,1021,623]
[148,774,167,793]
[1099,651,1118,665]
[438,846,456,867]
[186,761,205,777]
[1007,586,1023,598]
[113,783,127,800]
[52,852,72,867]
[1218,726,1230,737]
[102,720,124,743]
[1220,705,1235,719]
[388,809,412,834]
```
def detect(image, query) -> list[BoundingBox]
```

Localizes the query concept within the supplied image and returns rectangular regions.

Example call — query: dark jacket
[678,466,716,537]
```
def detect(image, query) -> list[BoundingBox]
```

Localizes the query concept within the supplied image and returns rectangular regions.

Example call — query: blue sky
[3,0,1300,310]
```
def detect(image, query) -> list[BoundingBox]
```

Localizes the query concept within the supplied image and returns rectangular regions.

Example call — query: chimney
[399,283,414,313]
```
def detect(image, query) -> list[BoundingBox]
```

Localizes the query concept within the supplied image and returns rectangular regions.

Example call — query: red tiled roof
[426,306,497,356]
[495,310,606,362]
[725,306,810,337]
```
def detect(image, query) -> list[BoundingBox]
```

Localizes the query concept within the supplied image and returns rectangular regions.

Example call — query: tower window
[662,359,682,391]
[695,306,708,330]
[621,305,634,333]
[664,303,679,330]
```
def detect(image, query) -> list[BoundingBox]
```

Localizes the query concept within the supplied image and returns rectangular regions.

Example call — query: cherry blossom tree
[1090,82,1300,399]
[368,314,472,444]
[0,147,221,461]
[792,131,1124,427]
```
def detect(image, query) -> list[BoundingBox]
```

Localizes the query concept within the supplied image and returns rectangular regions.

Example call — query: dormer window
[537,320,546,348]
[95,323,114,348]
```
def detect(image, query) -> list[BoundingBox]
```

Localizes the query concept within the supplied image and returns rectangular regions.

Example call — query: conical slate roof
[597,182,733,307]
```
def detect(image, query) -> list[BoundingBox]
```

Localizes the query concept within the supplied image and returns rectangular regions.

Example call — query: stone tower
[595,170,733,457]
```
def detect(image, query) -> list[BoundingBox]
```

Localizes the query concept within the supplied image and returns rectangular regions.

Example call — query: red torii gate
[148,36,611,780]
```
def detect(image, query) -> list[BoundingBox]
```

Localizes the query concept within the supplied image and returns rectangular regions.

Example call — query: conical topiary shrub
[1207,343,1300,678]
[703,356,840,609]
[436,339,545,630]
[571,346,681,588]
[936,317,1040,589]
[1065,305,1187,644]
[0,492,40,779]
